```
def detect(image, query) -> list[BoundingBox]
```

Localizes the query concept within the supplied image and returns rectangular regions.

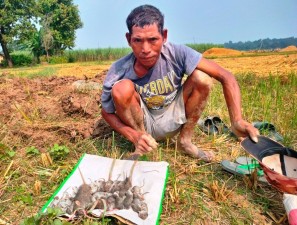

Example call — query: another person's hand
[134,132,158,156]
[231,119,259,142]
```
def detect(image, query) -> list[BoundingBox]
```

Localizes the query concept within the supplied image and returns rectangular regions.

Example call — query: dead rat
[138,201,148,220]
[72,167,93,216]
[93,198,106,210]
[131,185,147,201]
[109,180,125,193]
[123,189,134,209]
[122,160,138,192]
[104,180,114,192]
[131,197,142,213]
[89,178,107,195]
[92,191,112,202]
[106,195,116,211]
[113,191,125,210]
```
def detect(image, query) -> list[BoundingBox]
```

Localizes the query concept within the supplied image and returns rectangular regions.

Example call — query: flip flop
[198,116,229,135]
[197,117,218,135]
[221,160,252,176]
[212,116,230,134]
[241,135,297,194]
[236,156,254,165]
[235,156,266,179]
[221,160,267,183]
[252,121,284,142]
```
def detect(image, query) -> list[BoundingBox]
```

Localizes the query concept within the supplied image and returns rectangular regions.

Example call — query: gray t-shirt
[101,42,202,113]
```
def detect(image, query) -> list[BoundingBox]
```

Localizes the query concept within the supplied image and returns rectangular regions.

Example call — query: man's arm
[101,108,158,153]
[197,57,259,142]
[102,108,138,143]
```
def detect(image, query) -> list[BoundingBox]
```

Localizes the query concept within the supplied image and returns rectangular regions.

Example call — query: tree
[38,0,83,55]
[0,0,37,67]
[27,30,43,64]
[41,14,53,62]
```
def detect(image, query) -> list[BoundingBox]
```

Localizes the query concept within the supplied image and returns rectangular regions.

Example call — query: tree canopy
[224,37,297,51]
[0,0,37,67]
[0,0,83,67]
[38,0,83,54]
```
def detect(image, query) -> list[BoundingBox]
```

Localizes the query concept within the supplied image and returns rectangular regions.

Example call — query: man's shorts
[140,89,187,140]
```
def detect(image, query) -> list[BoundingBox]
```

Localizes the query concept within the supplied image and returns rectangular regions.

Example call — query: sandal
[236,156,257,166]
[198,116,229,135]
[212,116,230,134]
[252,121,284,142]
[235,156,264,176]
[221,159,267,182]
[221,160,252,176]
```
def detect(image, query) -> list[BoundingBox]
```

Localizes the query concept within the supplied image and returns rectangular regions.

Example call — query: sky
[73,0,297,49]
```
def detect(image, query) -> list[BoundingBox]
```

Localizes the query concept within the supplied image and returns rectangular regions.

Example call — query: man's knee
[112,79,135,101]
[192,70,213,90]
[185,70,212,97]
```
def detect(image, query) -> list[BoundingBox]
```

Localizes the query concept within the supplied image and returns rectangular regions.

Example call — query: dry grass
[0,53,296,224]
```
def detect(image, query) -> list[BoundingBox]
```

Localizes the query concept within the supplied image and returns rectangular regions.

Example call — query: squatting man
[101,4,259,161]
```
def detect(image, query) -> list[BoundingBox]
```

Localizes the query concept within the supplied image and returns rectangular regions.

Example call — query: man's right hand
[134,132,158,156]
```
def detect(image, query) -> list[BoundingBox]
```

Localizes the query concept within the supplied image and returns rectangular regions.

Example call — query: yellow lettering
[137,85,143,94]
[156,79,165,94]
[150,81,158,95]
[164,76,173,93]
[143,84,149,94]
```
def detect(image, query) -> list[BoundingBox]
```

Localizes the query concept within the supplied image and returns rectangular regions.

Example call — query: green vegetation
[0,0,82,67]
[186,43,224,53]
[26,146,41,157]
[224,36,297,51]
[0,0,295,67]
[0,143,15,160]
[20,207,66,225]
[0,43,229,67]
[0,57,296,224]
[0,0,36,67]
[1,48,132,66]
[206,71,297,146]
[49,144,70,160]
[1,43,222,67]
[65,48,132,62]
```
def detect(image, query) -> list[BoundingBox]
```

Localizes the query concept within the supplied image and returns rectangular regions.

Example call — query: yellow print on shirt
[146,95,166,108]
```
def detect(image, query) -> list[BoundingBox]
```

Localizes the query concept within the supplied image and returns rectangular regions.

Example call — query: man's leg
[111,79,158,155]
[178,70,214,161]
[112,79,145,132]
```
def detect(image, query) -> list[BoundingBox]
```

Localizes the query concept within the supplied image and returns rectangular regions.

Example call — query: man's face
[126,23,167,70]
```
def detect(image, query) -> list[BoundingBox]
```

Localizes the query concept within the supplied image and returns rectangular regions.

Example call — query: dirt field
[0,51,296,224]
[62,53,295,77]
[213,53,297,76]
[1,53,296,152]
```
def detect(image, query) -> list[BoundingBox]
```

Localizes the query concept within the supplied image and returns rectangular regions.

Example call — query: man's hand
[231,119,259,142]
[133,132,158,155]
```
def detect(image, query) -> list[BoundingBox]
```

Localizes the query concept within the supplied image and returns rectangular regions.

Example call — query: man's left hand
[231,119,259,142]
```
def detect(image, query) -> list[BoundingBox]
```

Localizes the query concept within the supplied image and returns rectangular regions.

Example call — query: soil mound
[280,45,297,52]
[0,74,113,151]
[203,47,242,57]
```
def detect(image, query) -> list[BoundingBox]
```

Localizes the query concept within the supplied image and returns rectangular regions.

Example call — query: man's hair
[126,5,164,35]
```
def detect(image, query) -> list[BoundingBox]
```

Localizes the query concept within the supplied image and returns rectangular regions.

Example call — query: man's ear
[126,32,131,46]
[162,29,168,43]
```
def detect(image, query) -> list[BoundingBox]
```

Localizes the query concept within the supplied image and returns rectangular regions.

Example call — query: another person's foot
[178,138,214,162]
